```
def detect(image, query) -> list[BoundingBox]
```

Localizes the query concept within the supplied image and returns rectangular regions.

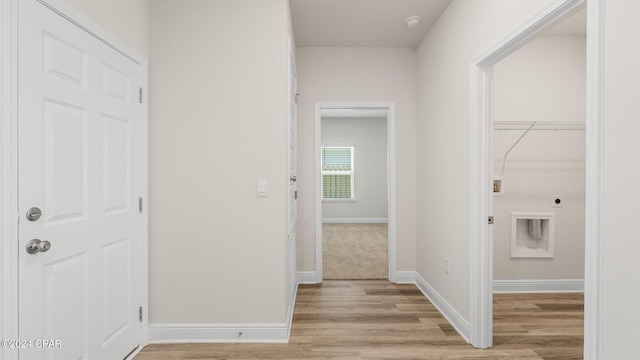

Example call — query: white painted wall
[492,35,586,281]
[416,0,548,321]
[493,36,586,123]
[149,0,292,324]
[296,47,417,274]
[61,0,149,57]
[492,130,585,279]
[321,117,388,220]
[602,0,640,357]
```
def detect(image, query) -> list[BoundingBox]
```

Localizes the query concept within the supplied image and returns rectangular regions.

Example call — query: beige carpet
[322,223,388,280]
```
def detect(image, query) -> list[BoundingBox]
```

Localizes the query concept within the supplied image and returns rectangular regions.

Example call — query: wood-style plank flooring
[135,281,583,359]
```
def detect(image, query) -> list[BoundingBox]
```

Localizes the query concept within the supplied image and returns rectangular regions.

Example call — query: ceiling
[290,0,452,47]
[290,1,586,48]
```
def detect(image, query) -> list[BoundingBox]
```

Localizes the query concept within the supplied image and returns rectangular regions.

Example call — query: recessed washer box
[510,212,555,258]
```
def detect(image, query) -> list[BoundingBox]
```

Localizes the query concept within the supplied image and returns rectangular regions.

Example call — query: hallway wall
[61,0,149,57]
[149,0,292,325]
[602,0,640,357]
[415,0,548,322]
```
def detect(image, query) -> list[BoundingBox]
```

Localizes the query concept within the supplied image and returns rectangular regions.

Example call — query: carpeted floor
[322,223,388,279]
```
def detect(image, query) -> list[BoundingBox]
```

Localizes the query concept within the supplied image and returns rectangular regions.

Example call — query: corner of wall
[414,272,470,343]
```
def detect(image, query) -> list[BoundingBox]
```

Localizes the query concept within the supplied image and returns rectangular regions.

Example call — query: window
[321,146,354,200]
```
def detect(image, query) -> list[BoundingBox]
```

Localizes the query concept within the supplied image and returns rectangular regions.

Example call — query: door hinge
[295,93,300,104]
[139,197,143,213]
[488,216,494,224]
[294,190,298,200]
[139,306,143,322]
[139,87,143,103]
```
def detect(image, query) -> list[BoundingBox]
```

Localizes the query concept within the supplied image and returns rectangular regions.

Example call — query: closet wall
[493,35,586,281]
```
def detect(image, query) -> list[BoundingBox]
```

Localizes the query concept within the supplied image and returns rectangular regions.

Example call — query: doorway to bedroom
[314,103,397,281]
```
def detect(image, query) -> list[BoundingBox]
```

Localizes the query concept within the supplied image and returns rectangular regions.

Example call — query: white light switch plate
[257,179,268,197]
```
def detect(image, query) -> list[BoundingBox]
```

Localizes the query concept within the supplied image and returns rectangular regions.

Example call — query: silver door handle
[26,239,51,254]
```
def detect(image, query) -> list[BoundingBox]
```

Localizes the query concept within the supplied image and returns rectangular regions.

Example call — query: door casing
[314,102,397,283]
[0,0,149,358]
[469,0,604,358]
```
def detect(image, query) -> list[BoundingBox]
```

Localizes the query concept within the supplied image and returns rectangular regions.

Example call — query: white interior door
[18,1,143,359]
[288,48,298,287]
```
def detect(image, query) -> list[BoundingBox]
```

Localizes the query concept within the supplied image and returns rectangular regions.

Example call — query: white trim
[297,271,318,284]
[124,347,144,360]
[149,323,290,344]
[584,1,605,359]
[414,272,470,343]
[394,271,416,284]
[314,102,397,284]
[1,1,19,359]
[150,273,298,344]
[286,281,298,340]
[470,0,588,350]
[1,0,149,355]
[322,218,388,224]
[493,279,584,293]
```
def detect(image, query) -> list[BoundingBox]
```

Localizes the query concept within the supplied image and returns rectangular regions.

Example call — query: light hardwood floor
[135,281,583,359]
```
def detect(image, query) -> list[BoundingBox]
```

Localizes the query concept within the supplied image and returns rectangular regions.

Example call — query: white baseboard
[493,279,584,293]
[414,272,471,343]
[149,323,289,343]
[394,271,416,284]
[286,281,298,339]
[124,346,143,360]
[322,218,388,224]
[150,278,300,344]
[297,271,318,284]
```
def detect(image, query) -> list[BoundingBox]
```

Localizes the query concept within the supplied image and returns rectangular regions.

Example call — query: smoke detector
[405,16,421,28]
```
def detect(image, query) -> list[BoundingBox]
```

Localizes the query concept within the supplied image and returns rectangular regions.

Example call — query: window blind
[321,146,354,199]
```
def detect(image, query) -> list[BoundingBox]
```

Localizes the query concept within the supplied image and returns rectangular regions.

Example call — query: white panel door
[288,49,298,288]
[18,1,143,359]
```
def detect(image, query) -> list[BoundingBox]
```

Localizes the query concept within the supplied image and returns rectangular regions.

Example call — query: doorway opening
[490,7,587,357]
[469,0,604,352]
[314,102,397,283]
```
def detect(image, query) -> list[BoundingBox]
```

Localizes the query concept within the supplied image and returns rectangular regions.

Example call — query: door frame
[0,0,149,357]
[314,101,397,283]
[469,0,604,357]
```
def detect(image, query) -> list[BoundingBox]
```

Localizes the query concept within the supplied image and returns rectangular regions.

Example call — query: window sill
[322,198,356,204]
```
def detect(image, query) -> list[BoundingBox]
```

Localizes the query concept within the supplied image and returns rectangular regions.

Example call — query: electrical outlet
[444,258,449,275]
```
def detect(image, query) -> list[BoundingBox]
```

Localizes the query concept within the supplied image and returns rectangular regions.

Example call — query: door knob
[26,207,42,222]
[290,176,297,182]
[26,239,51,254]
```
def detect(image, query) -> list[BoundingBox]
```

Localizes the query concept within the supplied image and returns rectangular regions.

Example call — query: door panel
[44,99,88,224]
[18,1,142,359]
[43,31,88,88]
[101,237,130,344]
[44,254,88,360]
[103,115,131,214]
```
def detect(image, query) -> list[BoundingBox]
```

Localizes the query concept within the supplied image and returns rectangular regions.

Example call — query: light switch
[257,179,268,197]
